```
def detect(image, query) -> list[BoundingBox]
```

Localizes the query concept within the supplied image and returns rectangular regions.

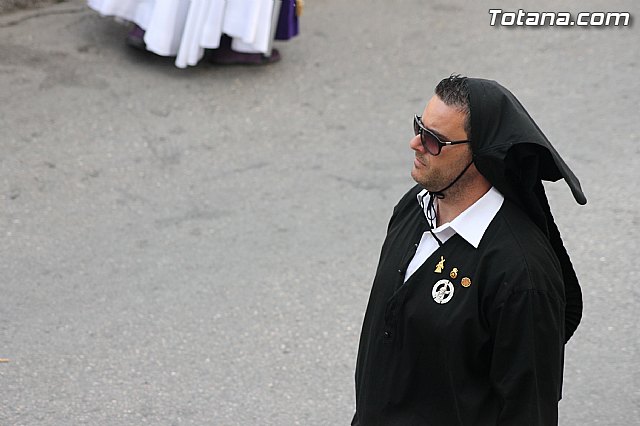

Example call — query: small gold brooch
[450,268,458,279]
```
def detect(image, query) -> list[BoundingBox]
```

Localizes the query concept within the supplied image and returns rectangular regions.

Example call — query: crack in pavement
[0,5,84,28]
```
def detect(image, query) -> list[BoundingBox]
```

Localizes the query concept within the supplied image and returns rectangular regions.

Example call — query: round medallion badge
[432,279,454,304]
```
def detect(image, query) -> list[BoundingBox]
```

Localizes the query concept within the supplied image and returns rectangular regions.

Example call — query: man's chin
[410,168,427,187]
[412,170,440,191]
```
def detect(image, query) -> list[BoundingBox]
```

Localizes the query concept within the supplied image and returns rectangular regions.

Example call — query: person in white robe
[88,0,281,68]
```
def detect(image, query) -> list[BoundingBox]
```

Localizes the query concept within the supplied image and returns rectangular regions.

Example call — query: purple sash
[275,0,299,40]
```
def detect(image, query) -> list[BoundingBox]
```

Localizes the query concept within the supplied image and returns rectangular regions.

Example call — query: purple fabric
[275,0,299,40]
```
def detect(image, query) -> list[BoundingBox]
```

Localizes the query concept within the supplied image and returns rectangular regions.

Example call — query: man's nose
[410,134,423,151]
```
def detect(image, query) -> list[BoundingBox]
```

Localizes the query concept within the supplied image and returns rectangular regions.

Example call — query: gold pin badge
[450,268,458,279]
[461,277,472,288]
[434,256,445,273]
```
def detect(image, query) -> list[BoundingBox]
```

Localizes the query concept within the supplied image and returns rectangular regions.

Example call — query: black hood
[466,78,586,342]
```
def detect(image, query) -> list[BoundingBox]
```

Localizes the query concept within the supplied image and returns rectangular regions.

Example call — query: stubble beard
[411,164,447,193]
[411,152,475,201]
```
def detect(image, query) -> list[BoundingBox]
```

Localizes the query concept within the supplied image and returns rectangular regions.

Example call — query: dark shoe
[207,48,281,65]
[126,24,146,50]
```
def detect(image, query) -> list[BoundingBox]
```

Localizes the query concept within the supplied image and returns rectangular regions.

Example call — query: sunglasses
[413,114,471,156]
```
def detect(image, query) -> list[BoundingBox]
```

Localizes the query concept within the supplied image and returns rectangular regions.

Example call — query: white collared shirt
[404,187,505,282]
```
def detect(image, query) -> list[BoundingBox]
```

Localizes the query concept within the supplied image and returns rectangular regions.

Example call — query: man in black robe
[352,75,585,425]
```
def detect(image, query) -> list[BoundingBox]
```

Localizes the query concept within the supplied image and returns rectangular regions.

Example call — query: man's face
[410,95,472,192]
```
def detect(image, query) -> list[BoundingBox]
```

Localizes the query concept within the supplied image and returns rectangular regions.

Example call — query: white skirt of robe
[88,0,275,68]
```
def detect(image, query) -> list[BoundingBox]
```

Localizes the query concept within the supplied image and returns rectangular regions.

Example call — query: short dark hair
[435,74,471,138]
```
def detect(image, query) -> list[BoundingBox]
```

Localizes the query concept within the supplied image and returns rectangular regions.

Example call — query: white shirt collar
[416,187,504,248]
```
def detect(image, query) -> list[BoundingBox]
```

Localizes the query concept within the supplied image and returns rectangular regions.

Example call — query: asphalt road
[1,0,638,424]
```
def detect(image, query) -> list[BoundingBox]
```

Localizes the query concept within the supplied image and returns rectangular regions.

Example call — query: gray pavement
[1,0,638,424]
[0,0,59,15]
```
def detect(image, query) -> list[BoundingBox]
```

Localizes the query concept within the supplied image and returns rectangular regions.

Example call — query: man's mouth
[414,156,427,167]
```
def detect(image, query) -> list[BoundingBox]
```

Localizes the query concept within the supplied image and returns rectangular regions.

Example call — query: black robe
[353,185,565,425]
[465,78,585,342]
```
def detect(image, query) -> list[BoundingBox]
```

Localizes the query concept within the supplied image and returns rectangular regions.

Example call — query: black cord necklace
[423,160,474,247]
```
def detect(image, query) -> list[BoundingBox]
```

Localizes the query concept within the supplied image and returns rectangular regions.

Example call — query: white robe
[88,0,275,68]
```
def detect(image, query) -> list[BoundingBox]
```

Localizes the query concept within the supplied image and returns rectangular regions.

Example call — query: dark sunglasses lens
[414,116,441,155]
[423,131,441,155]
